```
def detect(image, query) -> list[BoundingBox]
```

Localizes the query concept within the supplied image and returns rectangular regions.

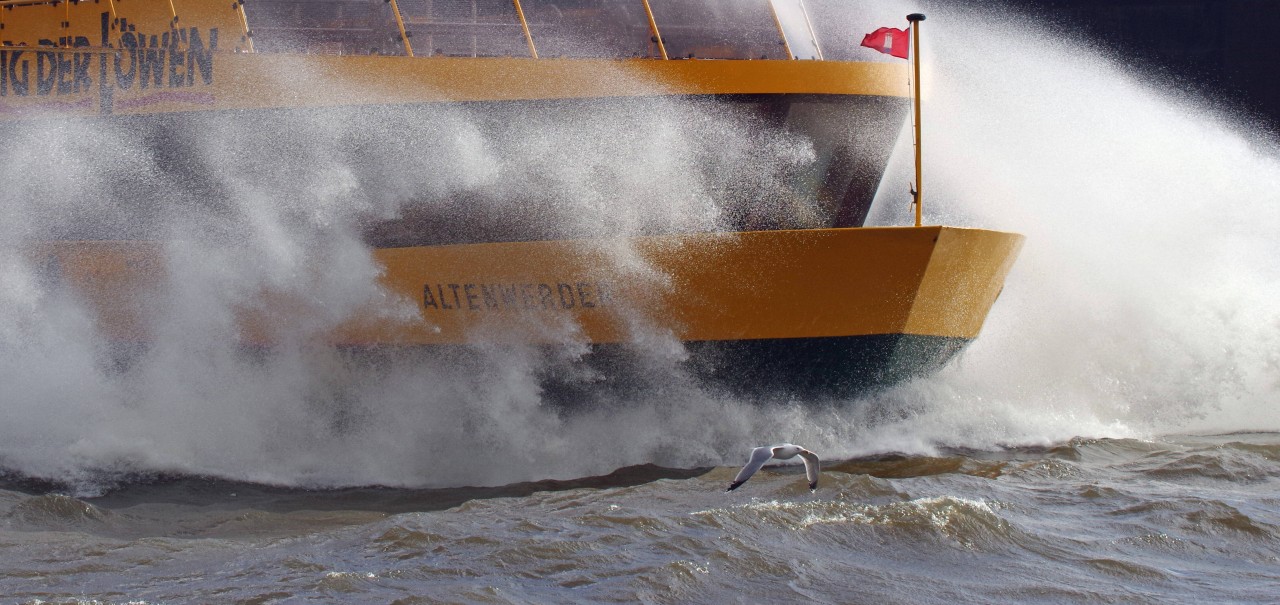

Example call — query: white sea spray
[0,1,1276,489]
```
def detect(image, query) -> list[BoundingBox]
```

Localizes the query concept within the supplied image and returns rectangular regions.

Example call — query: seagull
[726,444,820,491]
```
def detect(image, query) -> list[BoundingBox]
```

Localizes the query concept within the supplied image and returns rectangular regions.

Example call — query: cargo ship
[2,0,1022,399]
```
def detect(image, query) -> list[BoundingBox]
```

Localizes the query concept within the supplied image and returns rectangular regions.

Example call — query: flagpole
[907,13,925,227]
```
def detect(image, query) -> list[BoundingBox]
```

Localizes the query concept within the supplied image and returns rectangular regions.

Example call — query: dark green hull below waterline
[541,334,970,403]
[100,333,967,404]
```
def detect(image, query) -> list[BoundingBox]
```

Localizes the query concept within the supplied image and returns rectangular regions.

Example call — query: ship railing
[0,0,823,60]
[240,0,823,60]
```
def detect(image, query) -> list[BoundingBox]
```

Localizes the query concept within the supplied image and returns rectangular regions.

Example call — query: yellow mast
[907,13,925,227]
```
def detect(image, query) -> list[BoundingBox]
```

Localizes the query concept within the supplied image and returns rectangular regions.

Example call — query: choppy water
[4,0,1280,601]
[4,434,1279,603]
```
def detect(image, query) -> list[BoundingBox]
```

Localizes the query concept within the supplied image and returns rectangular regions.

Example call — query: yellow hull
[359,226,1022,344]
[40,226,1021,396]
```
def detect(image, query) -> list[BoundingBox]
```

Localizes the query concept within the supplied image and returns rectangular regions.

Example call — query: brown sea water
[3,434,1279,603]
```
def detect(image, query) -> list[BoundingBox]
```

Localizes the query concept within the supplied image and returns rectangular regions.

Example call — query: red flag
[861,27,910,59]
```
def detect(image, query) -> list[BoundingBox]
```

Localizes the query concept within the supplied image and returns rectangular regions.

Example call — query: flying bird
[726,444,820,491]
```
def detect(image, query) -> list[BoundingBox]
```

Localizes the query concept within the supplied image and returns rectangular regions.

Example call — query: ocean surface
[3,434,1279,603]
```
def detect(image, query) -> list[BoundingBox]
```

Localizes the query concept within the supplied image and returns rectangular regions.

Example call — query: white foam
[807,0,1280,457]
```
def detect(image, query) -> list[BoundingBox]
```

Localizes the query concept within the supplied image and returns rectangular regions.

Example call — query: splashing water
[0,61,819,490]
[845,0,1280,451]
[1,1,1278,492]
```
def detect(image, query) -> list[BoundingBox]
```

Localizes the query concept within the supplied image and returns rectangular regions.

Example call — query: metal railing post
[512,0,537,58]
[766,0,793,59]
[389,0,414,56]
[233,0,255,52]
[639,0,666,59]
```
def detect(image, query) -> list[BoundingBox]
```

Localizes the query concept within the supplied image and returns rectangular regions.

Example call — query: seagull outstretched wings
[726,444,820,491]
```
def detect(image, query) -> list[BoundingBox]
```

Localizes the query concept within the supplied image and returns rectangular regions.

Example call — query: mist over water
[0,62,822,490]
[852,1,1280,449]
[2,1,1279,492]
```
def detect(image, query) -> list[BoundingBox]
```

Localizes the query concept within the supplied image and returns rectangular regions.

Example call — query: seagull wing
[798,450,820,490]
[727,447,774,491]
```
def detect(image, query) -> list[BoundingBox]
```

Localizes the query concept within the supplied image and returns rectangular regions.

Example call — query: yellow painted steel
[30,241,163,344]
[0,0,247,51]
[2,1,67,44]
[909,13,925,227]
[37,228,1022,347]
[358,227,1023,345]
[0,55,908,119]
[0,0,906,119]
[902,226,1023,337]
